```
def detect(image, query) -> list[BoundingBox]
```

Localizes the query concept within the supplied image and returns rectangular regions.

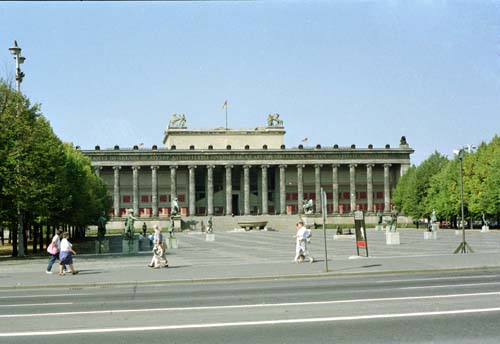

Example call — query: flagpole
[225,107,228,130]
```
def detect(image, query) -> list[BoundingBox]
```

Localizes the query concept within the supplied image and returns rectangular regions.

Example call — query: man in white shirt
[293,221,314,263]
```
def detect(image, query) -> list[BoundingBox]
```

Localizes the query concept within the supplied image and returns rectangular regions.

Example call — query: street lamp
[9,40,26,92]
[453,145,476,254]
[9,40,26,257]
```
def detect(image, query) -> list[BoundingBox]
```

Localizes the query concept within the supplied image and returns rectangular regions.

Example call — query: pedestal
[455,230,461,236]
[481,225,490,233]
[431,224,439,232]
[424,231,437,240]
[206,233,215,242]
[139,238,152,251]
[375,225,383,232]
[172,216,182,232]
[122,239,139,254]
[168,237,179,249]
[95,239,109,254]
[302,216,315,229]
[386,232,400,245]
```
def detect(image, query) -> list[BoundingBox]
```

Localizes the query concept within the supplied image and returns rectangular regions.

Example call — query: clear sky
[1,1,500,165]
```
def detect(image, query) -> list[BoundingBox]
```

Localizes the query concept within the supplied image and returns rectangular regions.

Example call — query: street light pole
[454,147,474,254]
[9,40,26,257]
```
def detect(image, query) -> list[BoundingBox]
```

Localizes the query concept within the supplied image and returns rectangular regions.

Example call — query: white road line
[0,293,89,299]
[378,275,498,283]
[3,307,500,337]
[400,281,500,290]
[0,302,72,308]
[2,291,500,318]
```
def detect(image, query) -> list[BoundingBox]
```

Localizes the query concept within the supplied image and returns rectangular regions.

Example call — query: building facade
[82,123,413,219]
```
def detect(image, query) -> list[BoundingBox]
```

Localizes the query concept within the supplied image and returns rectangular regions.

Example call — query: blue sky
[1,1,500,165]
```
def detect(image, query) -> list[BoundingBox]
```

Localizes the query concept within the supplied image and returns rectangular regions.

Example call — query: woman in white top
[58,232,79,276]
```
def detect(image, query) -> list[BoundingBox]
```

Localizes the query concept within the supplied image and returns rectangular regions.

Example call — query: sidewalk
[1,228,500,289]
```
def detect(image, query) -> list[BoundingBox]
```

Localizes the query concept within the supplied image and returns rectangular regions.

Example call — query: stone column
[225,165,233,215]
[314,164,322,213]
[132,166,141,216]
[261,165,269,215]
[332,164,339,213]
[366,164,374,213]
[349,164,357,212]
[207,165,214,216]
[279,165,287,215]
[113,166,121,217]
[188,166,196,216]
[297,164,304,214]
[95,166,102,178]
[400,163,411,177]
[151,166,159,217]
[169,165,177,203]
[384,163,392,212]
[243,165,250,215]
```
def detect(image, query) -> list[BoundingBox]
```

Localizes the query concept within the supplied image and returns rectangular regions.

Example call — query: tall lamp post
[9,40,26,257]
[453,145,475,254]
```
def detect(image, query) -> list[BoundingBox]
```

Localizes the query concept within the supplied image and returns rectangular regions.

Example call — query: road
[2,269,500,343]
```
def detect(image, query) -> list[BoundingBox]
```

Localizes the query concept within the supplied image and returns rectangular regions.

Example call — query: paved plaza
[1,228,500,289]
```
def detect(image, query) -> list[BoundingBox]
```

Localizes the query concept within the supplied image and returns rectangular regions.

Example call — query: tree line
[0,80,110,256]
[393,136,500,228]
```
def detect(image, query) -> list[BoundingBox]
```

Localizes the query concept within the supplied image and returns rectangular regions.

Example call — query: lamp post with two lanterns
[8,40,26,257]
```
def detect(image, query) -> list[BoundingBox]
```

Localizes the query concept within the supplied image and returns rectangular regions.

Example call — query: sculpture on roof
[400,136,407,145]
[267,113,283,127]
[169,113,186,128]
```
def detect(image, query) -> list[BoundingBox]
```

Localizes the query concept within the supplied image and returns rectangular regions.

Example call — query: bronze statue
[267,113,284,127]
[400,136,407,145]
[169,113,187,128]
[207,216,213,233]
[376,210,383,225]
[171,197,179,216]
[124,209,138,240]
[302,199,314,215]
[97,212,107,241]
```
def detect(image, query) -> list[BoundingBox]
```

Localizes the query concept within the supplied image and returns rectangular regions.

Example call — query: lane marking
[378,275,498,283]
[3,307,500,336]
[0,293,89,299]
[400,282,500,290]
[0,302,72,308]
[2,291,500,318]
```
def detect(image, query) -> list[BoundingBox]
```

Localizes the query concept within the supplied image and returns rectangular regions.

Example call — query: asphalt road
[2,269,500,343]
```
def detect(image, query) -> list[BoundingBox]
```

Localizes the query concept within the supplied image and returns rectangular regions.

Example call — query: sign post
[321,188,329,272]
[354,210,369,257]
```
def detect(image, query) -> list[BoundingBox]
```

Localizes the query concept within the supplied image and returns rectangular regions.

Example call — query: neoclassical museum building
[82,116,413,221]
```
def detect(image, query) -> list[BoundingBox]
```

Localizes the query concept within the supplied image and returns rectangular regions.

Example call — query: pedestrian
[142,222,147,237]
[58,232,79,276]
[293,221,314,263]
[46,229,63,274]
[148,224,168,268]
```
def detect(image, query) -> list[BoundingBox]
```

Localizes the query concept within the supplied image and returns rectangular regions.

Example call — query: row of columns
[105,163,394,217]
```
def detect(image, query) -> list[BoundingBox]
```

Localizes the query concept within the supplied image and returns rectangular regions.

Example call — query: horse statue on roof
[169,113,186,128]
[267,113,284,127]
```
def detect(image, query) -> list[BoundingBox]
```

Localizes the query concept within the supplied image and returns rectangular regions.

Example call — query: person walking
[58,232,79,276]
[293,221,314,263]
[148,224,168,268]
[46,229,63,274]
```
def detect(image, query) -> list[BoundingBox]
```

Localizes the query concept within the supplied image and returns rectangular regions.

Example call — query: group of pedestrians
[46,229,79,276]
[148,224,168,269]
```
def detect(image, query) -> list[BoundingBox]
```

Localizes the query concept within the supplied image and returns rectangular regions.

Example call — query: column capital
[384,163,392,168]
[206,165,216,170]
[297,164,305,169]
[314,164,323,169]
[150,165,160,170]
[132,165,141,170]
[188,165,197,170]
[366,163,375,168]
[95,166,103,171]
[332,164,340,169]
[225,164,234,170]
[279,164,287,169]
[261,164,270,169]
[169,165,178,171]
[243,164,251,169]
[349,163,357,168]
[113,165,122,170]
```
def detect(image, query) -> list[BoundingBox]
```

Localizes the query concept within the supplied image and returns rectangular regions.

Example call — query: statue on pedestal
[169,113,187,128]
[171,197,179,216]
[207,216,213,233]
[376,210,383,225]
[386,211,398,232]
[124,209,138,240]
[97,212,107,241]
[267,113,284,127]
[302,199,314,215]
